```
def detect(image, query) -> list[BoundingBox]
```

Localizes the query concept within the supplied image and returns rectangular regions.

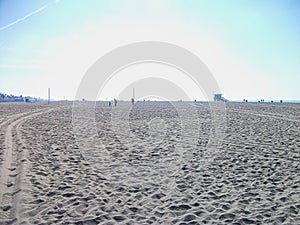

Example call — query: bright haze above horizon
[0,0,299,101]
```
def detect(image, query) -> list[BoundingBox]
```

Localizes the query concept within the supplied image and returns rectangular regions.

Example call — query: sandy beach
[0,101,299,224]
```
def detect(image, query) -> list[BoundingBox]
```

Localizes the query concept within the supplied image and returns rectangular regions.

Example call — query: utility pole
[131,88,135,105]
[133,88,135,99]
[48,88,50,104]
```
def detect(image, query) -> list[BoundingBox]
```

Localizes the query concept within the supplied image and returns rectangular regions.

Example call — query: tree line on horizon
[0,93,39,102]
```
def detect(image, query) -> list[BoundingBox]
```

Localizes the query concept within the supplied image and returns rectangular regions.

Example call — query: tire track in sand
[0,107,56,223]
[229,108,300,123]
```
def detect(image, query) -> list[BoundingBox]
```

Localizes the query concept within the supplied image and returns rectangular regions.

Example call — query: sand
[0,101,299,224]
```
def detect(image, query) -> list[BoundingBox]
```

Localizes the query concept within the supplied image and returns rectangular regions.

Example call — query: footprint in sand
[148,117,166,138]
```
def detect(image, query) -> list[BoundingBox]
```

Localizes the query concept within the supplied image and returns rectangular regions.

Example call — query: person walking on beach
[108,101,111,107]
[131,98,134,105]
[114,98,117,106]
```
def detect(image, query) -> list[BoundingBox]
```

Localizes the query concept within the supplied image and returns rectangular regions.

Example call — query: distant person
[280,100,283,103]
[108,101,111,107]
[131,98,134,105]
[114,98,117,106]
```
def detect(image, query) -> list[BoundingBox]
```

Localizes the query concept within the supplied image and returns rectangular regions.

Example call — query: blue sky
[0,0,299,100]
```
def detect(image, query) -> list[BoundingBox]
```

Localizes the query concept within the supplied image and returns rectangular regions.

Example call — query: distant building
[214,94,228,102]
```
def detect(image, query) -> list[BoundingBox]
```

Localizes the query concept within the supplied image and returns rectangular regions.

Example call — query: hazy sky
[0,0,299,101]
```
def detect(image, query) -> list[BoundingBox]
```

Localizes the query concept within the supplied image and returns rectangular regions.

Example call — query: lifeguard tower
[214,94,228,102]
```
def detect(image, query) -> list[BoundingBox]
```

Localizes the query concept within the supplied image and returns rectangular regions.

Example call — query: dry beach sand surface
[0,101,299,224]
